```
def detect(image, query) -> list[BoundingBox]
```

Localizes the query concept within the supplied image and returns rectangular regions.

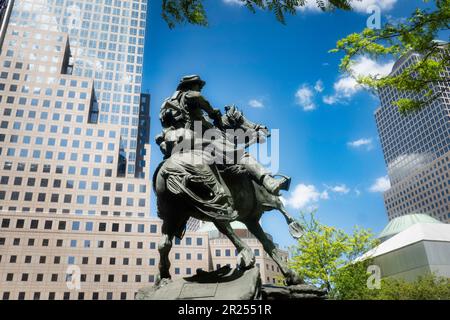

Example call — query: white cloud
[281,184,329,210]
[248,99,264,108]
[369,176,391,193]
[222,0,244,6]
[324,56,394,105]
[332,77,359,99]
[282,182,354,209]
[350,56,395,78]
[314,79,324,93]
[296,1,323,12]
[296,0,397,13]
[328,184,350,194]
[295,84,316,111]
[320,190,329,200]
[322,95,338,105]
[355,188,362,196]
[351,0,397,12]
[347,138,374,150]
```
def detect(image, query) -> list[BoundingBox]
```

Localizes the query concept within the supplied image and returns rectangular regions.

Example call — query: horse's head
[222,105,270,144]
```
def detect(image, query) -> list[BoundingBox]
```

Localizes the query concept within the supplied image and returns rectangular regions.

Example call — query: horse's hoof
[237,248,255,270]
[155,274,172,288]
[288,221,304,239]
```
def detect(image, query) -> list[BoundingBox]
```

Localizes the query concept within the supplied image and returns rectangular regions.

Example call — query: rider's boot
[262,174,291,196]
[240,153,291,196]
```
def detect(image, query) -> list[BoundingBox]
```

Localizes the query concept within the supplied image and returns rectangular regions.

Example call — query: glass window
[85,222,93,231]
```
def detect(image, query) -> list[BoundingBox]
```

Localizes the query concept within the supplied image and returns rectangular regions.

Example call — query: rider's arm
[186,91,223,126]
[199,96,223,126]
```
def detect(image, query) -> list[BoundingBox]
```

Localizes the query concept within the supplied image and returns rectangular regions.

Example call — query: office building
[0,0,153,300]
[0,213,210,300]
[375,44,450,223]
[0,210,285,299]
[9,0,149,176]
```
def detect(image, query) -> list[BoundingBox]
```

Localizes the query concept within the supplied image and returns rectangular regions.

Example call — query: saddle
[156,151,239,222]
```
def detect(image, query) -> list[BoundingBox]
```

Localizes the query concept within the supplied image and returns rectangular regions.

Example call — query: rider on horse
[155,75,291,201]
[153,76,304,285]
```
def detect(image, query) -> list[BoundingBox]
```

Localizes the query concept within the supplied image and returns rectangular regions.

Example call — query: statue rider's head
[177,75,206,92]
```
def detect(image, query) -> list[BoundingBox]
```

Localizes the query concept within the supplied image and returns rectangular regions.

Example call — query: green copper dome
[378,214,442,241]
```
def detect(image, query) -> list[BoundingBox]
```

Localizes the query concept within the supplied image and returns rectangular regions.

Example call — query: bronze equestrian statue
[153,75,303,285]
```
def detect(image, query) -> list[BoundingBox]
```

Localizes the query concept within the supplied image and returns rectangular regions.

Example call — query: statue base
[135,266,327,300]
[261,284,327,300]
[136,266,261,300]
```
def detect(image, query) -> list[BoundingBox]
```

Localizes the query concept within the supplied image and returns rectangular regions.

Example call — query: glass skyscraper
[0,0,157,299]
[9,0,148,177]
[375,44,450,223]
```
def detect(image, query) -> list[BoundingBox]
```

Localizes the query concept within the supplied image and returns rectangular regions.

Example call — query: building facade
[0,213,209,300]
[0,211,285,300]
[9,0,149,177]
[0,0,155,300]
[375,46,450,223]
[198,222,289,285]
[0,24,151,218]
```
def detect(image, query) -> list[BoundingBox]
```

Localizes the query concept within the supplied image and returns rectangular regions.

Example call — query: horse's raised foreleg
[156,226,174,285]
[277,202,304,240]
[245,219,303,285]
[214,221,255,270]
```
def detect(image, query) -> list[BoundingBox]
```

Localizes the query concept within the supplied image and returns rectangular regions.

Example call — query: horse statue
[153,105,304,286]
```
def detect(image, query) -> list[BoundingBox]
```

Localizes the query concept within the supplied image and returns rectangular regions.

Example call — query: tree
[333,266,450,299]
[331,0,450,114]
[161,0,356,28]
[288,211,450,300]
[288,211,378,296]
[373,274,450,300]
[332,257,376,299]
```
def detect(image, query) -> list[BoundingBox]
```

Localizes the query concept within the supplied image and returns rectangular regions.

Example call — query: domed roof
[378,214,442,241]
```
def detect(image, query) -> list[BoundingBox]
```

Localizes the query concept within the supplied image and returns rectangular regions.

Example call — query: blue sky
[142,0,436,250]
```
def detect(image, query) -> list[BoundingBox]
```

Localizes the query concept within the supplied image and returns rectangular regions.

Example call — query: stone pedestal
[261,284,327,300]
[136,266,327,300]
[136,266,261,300]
